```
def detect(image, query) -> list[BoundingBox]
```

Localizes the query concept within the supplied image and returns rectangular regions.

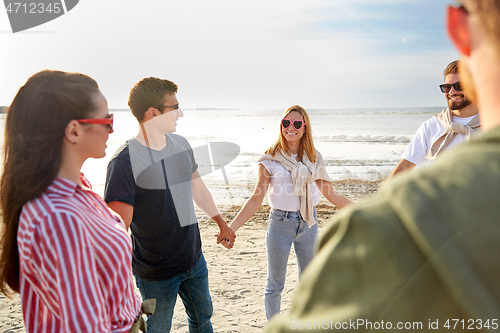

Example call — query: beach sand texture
[0,179,380,333]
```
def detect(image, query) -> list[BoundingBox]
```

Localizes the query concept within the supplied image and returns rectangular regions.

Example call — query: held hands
[216,223,236,249]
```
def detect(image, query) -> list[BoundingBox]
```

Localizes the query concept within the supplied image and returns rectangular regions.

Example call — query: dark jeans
[135,254,213,333]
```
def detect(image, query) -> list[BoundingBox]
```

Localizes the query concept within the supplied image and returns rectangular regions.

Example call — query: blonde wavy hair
[265,105,317,163]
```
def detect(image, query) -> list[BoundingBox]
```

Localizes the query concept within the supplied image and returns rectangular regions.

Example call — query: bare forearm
[107,201,133,230]
[211,214,228,229]
[193,185,220,218]
[316,180,354,208]
[229,196,264,232]
[324,189,353,208]
[229,163,270,233]
[388,159,416,181]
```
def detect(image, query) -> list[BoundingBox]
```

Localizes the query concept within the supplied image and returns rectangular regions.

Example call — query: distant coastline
[0,106,441,114]
[0,107,242,113]
[109,108,240,112]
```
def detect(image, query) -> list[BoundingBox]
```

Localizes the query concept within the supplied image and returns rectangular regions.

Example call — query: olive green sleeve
[265,195,462,332]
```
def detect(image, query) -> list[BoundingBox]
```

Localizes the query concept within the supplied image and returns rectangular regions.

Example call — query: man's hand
[216,223,236,249]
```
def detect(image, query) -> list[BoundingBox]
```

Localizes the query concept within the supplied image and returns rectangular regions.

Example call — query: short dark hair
[444,60,459,77]
[128,77,178,122]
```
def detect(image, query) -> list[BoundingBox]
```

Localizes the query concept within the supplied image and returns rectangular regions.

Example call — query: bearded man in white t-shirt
[388,60,480,180]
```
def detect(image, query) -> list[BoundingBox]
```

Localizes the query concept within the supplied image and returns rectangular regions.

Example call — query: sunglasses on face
[77,114,114,133]
[281,118,305,130]
[439,82,462,93]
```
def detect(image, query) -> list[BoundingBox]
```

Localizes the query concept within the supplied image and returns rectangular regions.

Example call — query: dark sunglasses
[281,118,305,130]
[439,82,462,93]
[77,114,114,133]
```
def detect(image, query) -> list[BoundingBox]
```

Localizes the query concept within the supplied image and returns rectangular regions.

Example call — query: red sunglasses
[77,114,114,133]
[281,118,305,130]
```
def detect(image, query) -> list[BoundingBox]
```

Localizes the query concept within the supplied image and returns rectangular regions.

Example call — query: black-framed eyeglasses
[439,82,462,93]
[77,114,114,133]
[153,104,180,112]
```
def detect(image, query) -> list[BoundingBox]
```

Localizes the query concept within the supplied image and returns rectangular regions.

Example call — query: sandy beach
[0,179,381,333]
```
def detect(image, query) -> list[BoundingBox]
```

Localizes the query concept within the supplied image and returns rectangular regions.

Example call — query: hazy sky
[1,0,459,110]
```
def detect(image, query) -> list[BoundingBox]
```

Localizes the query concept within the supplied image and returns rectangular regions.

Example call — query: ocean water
[0,107,442,204]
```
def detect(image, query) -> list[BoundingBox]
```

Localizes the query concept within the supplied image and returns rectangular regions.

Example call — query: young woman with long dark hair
[229,105,353,320]
[0,70,144,332]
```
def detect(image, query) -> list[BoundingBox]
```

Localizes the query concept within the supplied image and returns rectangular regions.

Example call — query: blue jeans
[264,208,318,321]
[135,254,213,333]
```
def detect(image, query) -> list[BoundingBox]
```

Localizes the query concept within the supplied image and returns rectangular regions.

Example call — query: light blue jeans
[135,254,213,333]
[264,208,318,321]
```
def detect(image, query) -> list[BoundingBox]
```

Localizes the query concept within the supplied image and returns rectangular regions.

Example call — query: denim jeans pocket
[269,209,286,223]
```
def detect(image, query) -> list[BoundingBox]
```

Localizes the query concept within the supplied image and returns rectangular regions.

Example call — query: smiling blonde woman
[228,105,353,321]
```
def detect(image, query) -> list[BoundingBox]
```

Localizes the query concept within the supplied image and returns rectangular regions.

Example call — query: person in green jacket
[266,1,500,331]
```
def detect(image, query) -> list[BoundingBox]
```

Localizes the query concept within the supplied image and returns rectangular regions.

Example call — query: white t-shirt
[402,114,478,167]
[260,156,320,212]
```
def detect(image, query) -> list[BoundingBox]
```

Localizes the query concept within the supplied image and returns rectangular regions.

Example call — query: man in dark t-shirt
[104,77,235,333]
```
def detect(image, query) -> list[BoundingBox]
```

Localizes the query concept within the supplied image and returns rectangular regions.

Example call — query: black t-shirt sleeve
[104,155,136,206]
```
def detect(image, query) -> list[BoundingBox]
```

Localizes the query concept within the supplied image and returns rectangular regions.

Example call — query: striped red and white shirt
[17,175,141,332]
